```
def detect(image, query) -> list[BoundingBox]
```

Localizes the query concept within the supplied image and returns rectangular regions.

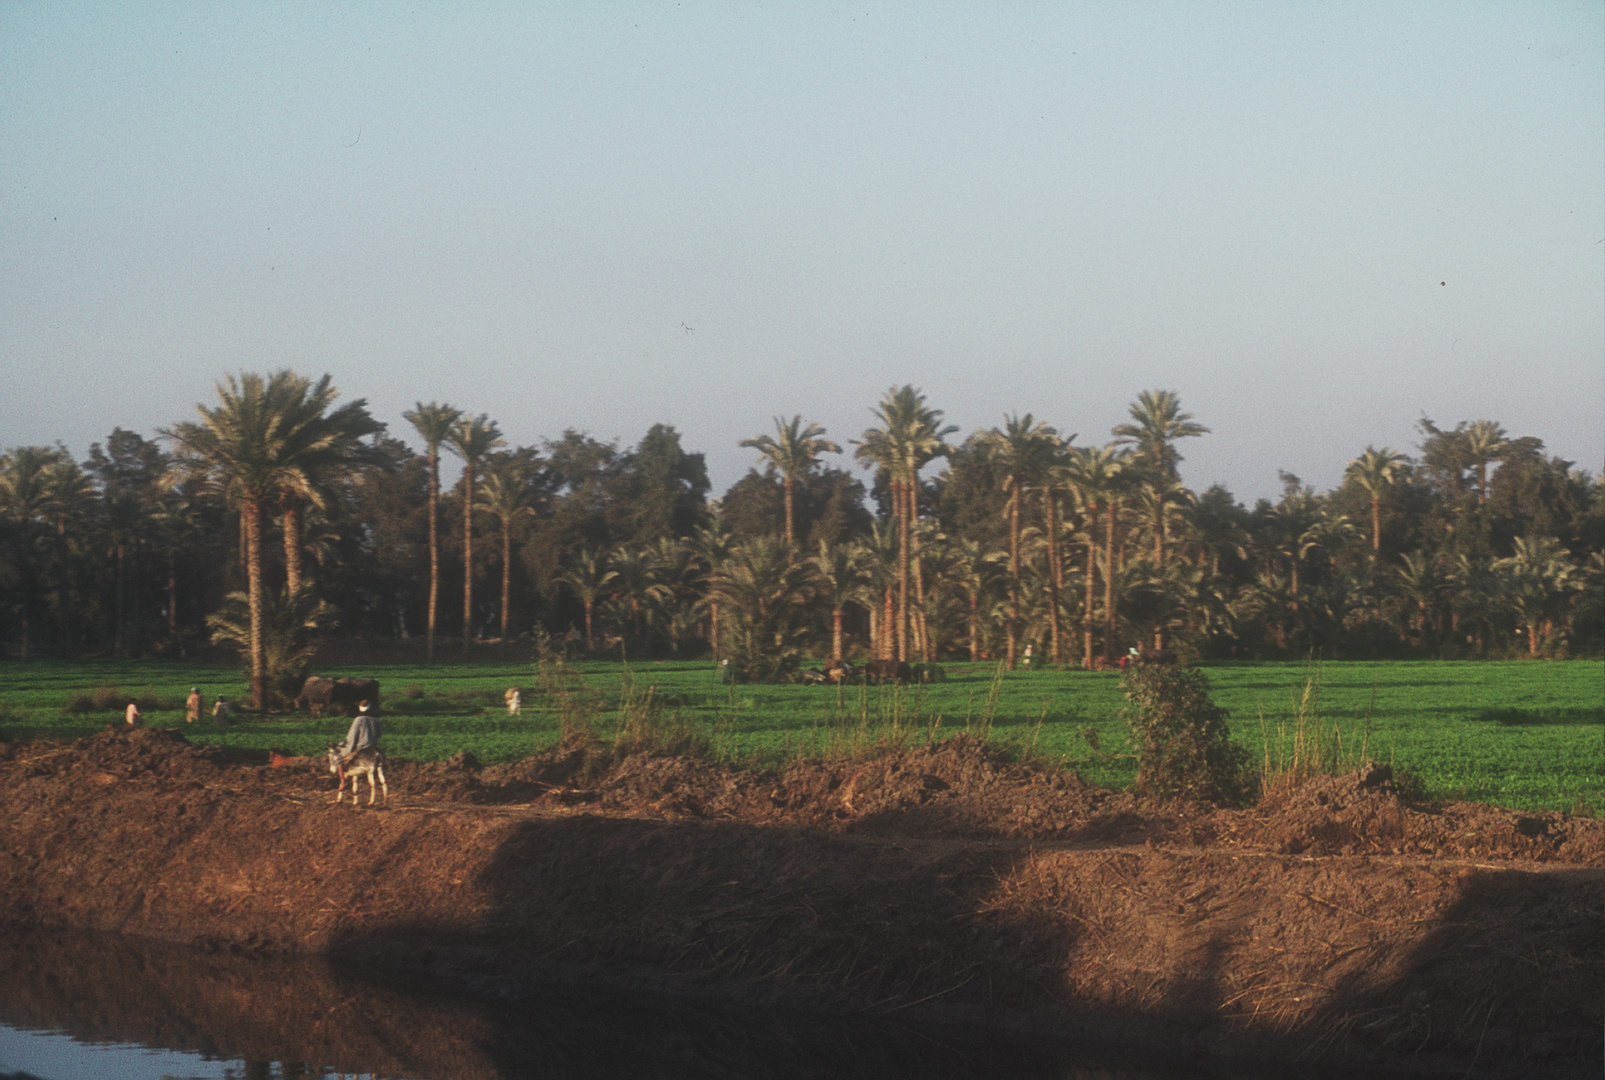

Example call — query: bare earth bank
[0,727,1598,1079]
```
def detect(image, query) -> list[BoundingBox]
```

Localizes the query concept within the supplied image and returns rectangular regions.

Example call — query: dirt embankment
[0,727,1599,1078]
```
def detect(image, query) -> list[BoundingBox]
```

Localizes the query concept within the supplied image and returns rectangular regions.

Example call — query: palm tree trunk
[462,468,475,653]
[1083,523,1097,669]
[1007,482,1020,670]
[783,475,795,549]
[243,499,266,709]
[883,585,896,661]
[896,478,910,663]
[1104,499,1118,661]
[583,598,594,651]
[114,542,125,659]
[427,449,440,661]
[912,544,930,661]
[968,588,979,661]
[832,605,843,663]
[283,502,302,596]
[166,549,178,644]
[500,515,511,651]
[1045,488,1061,665]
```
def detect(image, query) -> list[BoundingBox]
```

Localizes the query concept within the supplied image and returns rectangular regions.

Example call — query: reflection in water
[0,927,1284,1080]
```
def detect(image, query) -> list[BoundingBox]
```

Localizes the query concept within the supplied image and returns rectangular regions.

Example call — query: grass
[0,656,1599,814]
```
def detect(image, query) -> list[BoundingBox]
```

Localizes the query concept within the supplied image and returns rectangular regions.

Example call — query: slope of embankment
[1,726,1599,1078]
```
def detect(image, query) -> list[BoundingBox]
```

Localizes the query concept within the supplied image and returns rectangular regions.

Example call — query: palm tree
[447,414,504,652]
[1493,536,1577,657]
[475,453,538,649]
[810,537,870,663]
[980,414,1060,668]
[1112,389,1209,478]
[0,446,74,659]
[1463,421,1510,507]
[1063,444,1127,667]
[940,537,1004,661]
[265,372,383,597]
[404,401,462,660]
[854,386,955,662]
[607,546,669,653]
[161,373,298,707]
[1112,390,1208,573]
[710,536,815,678]
[557,548,617,652]
[691,519,736,660]
[1344,446,1409,566]
[739,416,840,549]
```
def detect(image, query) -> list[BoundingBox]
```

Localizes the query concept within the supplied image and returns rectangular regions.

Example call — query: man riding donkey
[328,700,388,806]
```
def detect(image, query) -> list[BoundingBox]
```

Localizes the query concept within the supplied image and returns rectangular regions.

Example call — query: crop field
[0,658,1599,814]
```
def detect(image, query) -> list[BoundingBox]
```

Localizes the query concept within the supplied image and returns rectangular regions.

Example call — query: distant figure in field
[185,687,202,724]
[505,688,522,716]
[333,700,381,767]
[124,702,141,726]
[212,697,232,726]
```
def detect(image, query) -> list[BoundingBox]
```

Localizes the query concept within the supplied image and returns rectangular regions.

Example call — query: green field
[1,658,1600,814]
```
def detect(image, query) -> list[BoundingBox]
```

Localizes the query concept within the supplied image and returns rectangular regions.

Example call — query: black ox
[294,676,382,717]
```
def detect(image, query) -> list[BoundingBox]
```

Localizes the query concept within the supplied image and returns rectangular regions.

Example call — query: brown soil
[0,726,1599,1078]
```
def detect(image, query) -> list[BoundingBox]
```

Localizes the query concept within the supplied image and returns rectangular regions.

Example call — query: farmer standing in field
[185,687,202,724]
[334,700,381,767]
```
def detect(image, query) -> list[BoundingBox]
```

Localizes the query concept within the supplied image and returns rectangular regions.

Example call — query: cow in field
[295,676,382,717]
[862,660,912,685]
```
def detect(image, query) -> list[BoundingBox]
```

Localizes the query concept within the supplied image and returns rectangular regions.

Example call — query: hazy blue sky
[3,3,1601,503]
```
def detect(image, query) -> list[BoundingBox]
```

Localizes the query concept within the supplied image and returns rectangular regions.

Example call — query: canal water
[0,927,1344,1080]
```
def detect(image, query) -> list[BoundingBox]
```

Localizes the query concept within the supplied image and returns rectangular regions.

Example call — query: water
[0,927,1333,1080]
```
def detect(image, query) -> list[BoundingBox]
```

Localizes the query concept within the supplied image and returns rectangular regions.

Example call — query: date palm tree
[557,548,617,652]
[166,371,375,707]
[1344,446,1409,567]
[1493,535,1577,657]
[266,373,384,598]
[475,453,538,650]
[404,401,462,660]
[1463,421,1510,507]
[447,414,504,652]
[854,386,955,662]
[810,537,870,663]
[1113,390,1208,574]
[739,416,840,550]
[691,519,736,660]
[1063,444,1127,667]
[980,414,1060,668]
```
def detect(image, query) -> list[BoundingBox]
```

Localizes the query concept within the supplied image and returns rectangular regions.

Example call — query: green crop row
[1,658,1599,814]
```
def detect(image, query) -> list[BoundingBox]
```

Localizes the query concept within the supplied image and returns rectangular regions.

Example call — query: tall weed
[1257,659,1378,800]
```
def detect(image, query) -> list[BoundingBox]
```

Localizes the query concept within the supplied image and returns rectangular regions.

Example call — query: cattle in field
[1119,648,1177,671]
[295,677,336,715]
[295,676,382,717]
[799,668,828,684]
[826,660,856,683]
[863,660,912,684]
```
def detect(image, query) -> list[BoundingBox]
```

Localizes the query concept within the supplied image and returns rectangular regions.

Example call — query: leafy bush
[1122,666,1249,804]
[206,586,335,707]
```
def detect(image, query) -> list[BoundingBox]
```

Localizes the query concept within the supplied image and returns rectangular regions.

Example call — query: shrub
[1122,666,1250,804]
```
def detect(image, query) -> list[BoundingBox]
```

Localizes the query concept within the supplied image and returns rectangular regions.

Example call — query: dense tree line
[3,373,1600,702]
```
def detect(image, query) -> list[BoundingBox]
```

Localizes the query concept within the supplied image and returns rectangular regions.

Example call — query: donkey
[327,744,389,807]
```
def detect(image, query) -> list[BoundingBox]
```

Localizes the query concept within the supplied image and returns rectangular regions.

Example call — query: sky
[2,2,1601,505]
